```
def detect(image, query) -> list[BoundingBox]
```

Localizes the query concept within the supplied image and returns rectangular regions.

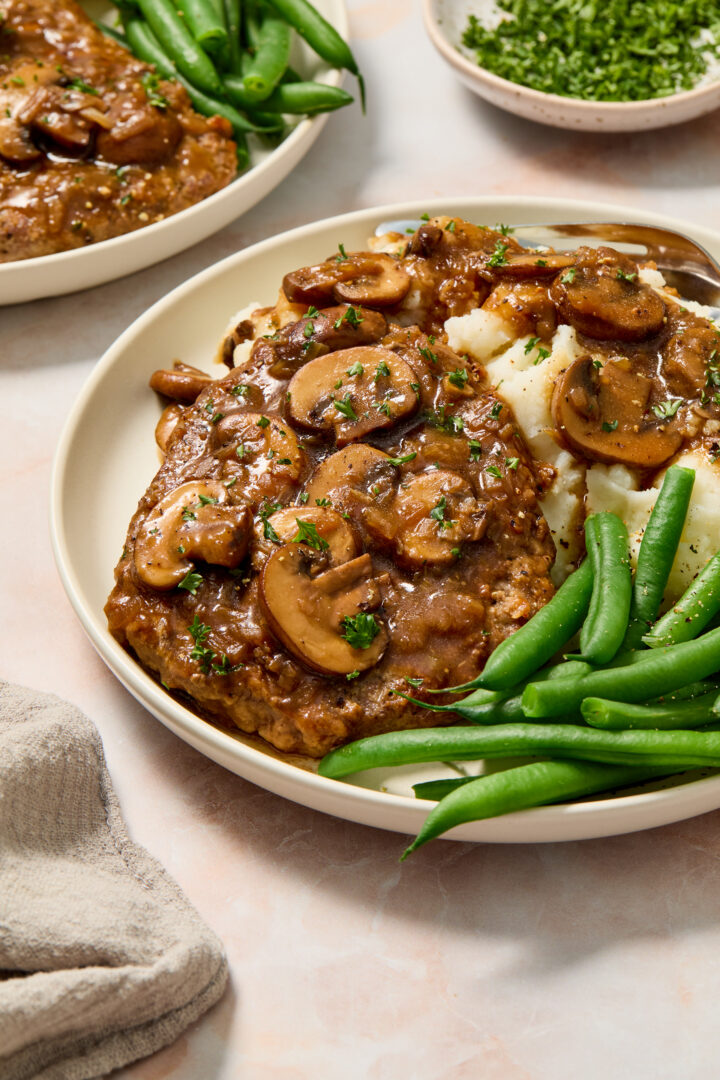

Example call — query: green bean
[136,0,223,94]
[241,9,292,100]
[318,721,720,780]
[623,465,695,650]
[223,0,244,73]
[174,0,229,55]
[412,776,477,801]
[582,691,720,731]
[643,552,720,649]
[122,17,253,161]
[399,686,527,725]
[578,512,632,664]
[522,625,720,718]
[225,74,353,112]
[401,761,679,857]
[451,559,594,693]
[266,0,365,107]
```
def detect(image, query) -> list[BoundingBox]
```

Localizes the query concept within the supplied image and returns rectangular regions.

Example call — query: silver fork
[376,219,720,309]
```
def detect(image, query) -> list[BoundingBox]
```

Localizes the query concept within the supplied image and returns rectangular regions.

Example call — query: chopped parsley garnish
[486,465,503,479]
[315,497,332,506]
[430,496,454,530]
[346,670,360,681]
[231,383,249,397]
[188,616,214,673]
[347,361,364,377]
[418,345,439,365]
[334,306,364,329]
[448,367,469,389]
[341,612,381,650]
[257,415,270,428]
[487,241,508,267]
[298,493,309,504]
[178,569,203,595]
[410,382,421,396]
[374,398,392,417]
[67,77,99,96]
[405,676,424,688]
[258,502,282,542]
[212,654,242,676]
[336,243,348,262]
[388,453,417,466]
[333,393,357,421]
[602,419,619,432]
[236,442,246,459]
[181,506,196,521]
[292,519,329,551]
[445,219,456,232]
[652,398,682,420]
[468,439,482,461]
[524,336,540,354]
[198,494,218,506]
[490,401,503,419]
[560,268,577,284]
[505,457,520,470]
[374,360,391,381]
[140,72,169,108]
[533,347,550,365]
[616,267,638,282]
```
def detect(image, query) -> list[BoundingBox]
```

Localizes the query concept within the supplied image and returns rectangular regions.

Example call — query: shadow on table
[113,683,720,984]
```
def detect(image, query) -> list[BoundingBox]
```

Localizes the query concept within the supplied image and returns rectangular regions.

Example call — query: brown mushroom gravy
[106,216,720,758]
[0,0,237,261]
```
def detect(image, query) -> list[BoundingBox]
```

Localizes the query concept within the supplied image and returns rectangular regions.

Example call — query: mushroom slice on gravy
[256,506,359,565]
[552,355,684,469]
[134,480,251,589]
[282,252,411,308]
[260,547,388,675]
[550,247,665,342]
[288,346,419,446]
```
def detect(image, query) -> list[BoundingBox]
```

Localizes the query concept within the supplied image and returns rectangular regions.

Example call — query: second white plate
[2,0,348,306]
[51,195,720,844]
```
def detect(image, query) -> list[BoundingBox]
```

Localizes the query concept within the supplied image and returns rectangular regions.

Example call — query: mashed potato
[446,277,720,601]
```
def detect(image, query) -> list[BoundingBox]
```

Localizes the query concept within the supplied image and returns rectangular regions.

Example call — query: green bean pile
[105,0,361,170]
[318,465,720,857]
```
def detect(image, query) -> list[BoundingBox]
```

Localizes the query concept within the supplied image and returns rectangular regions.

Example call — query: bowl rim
[422,0,720,113]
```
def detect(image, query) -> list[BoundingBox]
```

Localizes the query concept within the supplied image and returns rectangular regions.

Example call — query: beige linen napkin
[0,681,228,1080]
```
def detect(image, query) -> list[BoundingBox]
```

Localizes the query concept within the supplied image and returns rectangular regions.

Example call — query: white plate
[1,0,348,307]
[51,195,720,844]
[424,0,720,133]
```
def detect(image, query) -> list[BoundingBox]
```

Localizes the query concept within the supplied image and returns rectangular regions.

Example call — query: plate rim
[51,193,720,844]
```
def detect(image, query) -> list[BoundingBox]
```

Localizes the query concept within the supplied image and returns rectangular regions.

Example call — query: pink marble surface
[5,3,720,1077]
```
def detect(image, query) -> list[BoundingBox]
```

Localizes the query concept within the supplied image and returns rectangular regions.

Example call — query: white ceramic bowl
[51,194,720,845]
[423,0,720,133]
[1,0,348,306]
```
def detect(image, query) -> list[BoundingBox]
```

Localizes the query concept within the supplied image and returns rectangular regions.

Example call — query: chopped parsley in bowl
[423,0,720,131]
[462,0,720,102]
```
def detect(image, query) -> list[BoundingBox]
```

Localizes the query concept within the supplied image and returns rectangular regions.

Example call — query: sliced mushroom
[366,469,487,567]
[256,506,358,565]
[260,546,388,674]
[494,252,576,277]
[212,410,305,482]
[250,304,389,379]
[149,362,214,403]
[550,247,665,341]
[288,346,419,446]
[483,280,557,340]
[306,444,396,507]
[283,252,411,309]
[155,403,185,454]
[552,355,683,469]
[134,480,251,589]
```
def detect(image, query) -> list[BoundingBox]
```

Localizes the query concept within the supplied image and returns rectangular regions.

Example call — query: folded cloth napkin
[0,681,228,1080]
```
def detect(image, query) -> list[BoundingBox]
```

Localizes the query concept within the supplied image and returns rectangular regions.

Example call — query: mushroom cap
[550,252,665,342]
[282,252,411,309]
[154,403,185,455]
[493,252,577,278]
[256,505,359,565]
[134,480,251,589]
[287,346,419,446]
[552,355,683,469]
[259,547,388,675]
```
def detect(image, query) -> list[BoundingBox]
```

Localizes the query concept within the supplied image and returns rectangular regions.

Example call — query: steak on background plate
[0,0,236,261]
